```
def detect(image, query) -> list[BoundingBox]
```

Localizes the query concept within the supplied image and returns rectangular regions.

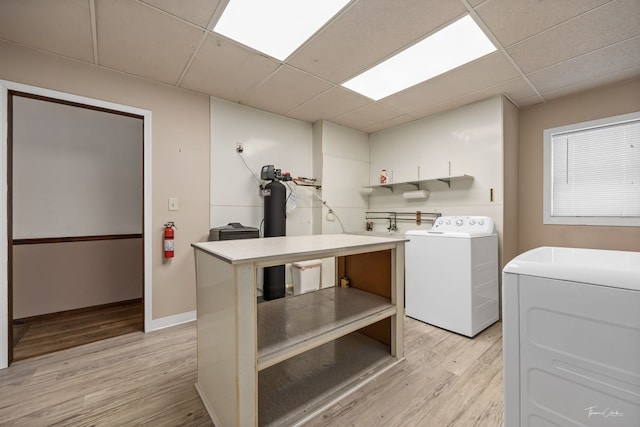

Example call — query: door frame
[0,80,153,369]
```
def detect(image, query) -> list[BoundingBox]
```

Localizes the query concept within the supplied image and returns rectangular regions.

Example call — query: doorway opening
[7,91,145,363]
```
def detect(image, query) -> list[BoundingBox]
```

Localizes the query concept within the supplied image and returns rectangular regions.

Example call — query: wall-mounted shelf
[365,174,474,191]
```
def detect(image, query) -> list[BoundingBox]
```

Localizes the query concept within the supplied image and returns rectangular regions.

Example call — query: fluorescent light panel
[213,0,350,61]
[342,15,497,100]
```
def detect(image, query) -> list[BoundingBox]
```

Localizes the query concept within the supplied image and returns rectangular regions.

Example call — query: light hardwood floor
[307,319,504,427]
[12,299,143,361]
[0,317,503,426]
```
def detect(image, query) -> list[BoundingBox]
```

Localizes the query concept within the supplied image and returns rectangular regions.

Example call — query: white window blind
[544,112,640,226]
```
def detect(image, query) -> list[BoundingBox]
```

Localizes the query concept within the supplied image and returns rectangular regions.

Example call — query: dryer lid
[503,246,640,291]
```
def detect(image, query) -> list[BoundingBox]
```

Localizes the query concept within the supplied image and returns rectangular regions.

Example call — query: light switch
[168,197,179,211]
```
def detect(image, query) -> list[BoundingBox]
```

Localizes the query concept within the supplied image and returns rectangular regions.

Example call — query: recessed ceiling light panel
[214,0,351,61]
[342,15,497,100]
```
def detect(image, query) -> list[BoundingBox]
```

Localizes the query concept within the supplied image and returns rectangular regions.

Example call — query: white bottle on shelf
[380,169,389,184]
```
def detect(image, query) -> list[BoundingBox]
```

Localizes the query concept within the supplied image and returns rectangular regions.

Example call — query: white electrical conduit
[309,188,346,233]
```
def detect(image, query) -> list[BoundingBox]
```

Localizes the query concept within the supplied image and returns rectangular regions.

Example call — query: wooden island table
[192,233,406,426]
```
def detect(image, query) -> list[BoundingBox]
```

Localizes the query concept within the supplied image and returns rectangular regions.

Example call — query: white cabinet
[192,234,406,426]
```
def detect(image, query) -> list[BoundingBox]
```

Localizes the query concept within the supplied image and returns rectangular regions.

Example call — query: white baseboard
[195,382,222,426]
[146,310,196,332]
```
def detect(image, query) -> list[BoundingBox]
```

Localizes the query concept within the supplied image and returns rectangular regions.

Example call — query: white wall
[209,96,508,290]
[210,99,318,292]
[209,110,370,290]
[210,98,314,236]
[368,97,504,235]
[312,121,370,287]
[315,121,370,235]
[12,95,142,238]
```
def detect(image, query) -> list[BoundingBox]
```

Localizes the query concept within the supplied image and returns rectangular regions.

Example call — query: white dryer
[405,216,499,337]
[503,247,640,426]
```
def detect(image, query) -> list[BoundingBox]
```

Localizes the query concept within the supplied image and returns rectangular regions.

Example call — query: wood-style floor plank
[306,320,504,427]
[12,299,143,361]
[1,323,212,427]
[0,317,504,426]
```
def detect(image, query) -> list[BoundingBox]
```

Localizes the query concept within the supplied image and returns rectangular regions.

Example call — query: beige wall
[518,77,640,254]
[0,41,210,320]
[13,239,143,318]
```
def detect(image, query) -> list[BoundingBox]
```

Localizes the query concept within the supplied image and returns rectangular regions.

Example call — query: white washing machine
[405,216,499,337]
[503,247,640,426]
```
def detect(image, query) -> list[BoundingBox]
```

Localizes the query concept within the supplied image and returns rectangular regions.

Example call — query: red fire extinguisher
[164,222,176,258]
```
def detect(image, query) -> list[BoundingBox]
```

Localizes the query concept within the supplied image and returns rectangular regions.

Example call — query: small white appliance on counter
[405,216,499,337]
[502,247,640,426]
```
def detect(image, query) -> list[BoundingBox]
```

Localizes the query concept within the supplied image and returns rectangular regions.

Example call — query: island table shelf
[192,233,406,426]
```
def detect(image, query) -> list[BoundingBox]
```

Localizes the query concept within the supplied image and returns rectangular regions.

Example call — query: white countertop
[503,246,640,291]
[192,233,407,265]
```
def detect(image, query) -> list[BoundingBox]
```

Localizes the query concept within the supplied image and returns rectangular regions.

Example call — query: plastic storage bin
[291,260,321,294]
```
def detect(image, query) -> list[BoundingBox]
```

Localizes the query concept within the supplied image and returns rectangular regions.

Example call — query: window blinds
[551,119,640,217]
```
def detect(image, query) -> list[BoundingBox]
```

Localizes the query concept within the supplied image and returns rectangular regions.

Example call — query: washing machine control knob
[478,219,485,225]
[469,219,476,225]
[445,219,451,225]
[456,218,463,226]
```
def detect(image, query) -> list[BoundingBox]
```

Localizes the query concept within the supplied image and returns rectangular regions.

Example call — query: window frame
[543,111,640,227]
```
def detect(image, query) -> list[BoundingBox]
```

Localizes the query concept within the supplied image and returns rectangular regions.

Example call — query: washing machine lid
[503,246,640,291]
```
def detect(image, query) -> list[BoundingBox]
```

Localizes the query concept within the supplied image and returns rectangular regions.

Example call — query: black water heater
[264,180,286,237]
[261,165,290,301]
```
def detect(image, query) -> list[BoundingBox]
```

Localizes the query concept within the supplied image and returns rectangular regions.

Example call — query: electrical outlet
[168,197,178,211]
[236,143,244,153]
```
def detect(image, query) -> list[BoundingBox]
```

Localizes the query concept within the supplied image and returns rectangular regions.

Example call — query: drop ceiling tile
[500,79,544,106]
[410,77,540,118]
[363,114,415,133]
[517,94,547,108]
[475,0,611,47]
[140,0,220,28]
[180,34,281,101]
[0,0,94,62]
[286,87,371,123]
[333,103,402,130]
[409,100,469,121]
[410,93,499,120]
[3,0,639,134]
[96,0,204,85]
[288,0,466,84]
[540,65,640,100]
[474,77,542,108]
[380,51,520,113]
[508,0,640,73]
[527,36,640,93]
[240,65,333,115]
